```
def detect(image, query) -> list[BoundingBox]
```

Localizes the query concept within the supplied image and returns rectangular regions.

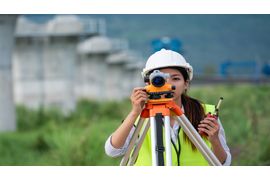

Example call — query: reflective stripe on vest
[134,104,215,166]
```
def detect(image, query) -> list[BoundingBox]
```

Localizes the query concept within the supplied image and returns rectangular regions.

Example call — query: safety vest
[134,104,215,166]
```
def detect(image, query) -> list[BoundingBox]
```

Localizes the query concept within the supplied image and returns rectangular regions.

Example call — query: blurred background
[0,14,269,165]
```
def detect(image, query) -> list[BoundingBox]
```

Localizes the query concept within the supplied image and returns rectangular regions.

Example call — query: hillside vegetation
[0,84,269,165]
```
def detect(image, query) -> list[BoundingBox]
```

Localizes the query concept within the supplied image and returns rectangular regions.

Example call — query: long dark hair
[148,67,206,151]
[176,67,206,151]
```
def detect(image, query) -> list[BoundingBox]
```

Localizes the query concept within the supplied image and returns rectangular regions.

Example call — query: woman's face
[159,68,189,102]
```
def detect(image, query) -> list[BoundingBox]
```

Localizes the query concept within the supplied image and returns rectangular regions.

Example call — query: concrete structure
[0,15,17,131]
[13,15,144,112]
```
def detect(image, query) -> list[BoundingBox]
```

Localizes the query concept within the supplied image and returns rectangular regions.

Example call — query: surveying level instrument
[120,70,222,166]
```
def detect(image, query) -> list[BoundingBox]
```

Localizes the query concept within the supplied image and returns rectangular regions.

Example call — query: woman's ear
[185,80,190,90]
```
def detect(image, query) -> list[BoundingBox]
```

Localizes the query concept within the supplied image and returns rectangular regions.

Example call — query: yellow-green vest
[134,104,215,166]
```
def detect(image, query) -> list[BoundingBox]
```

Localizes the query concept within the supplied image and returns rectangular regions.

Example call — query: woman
[105,49,231,166]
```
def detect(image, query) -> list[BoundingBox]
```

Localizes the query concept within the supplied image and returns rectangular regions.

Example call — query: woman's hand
[130,87,148,115]
[198,116,220,143]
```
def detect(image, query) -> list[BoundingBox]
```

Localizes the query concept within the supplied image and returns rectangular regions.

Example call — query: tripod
[120,97,222,166]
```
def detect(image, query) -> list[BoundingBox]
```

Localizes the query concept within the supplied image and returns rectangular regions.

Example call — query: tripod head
[144,70,175,100]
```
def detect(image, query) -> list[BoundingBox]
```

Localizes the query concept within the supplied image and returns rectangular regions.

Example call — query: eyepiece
[151,76,165,87]
[149,70,169,88]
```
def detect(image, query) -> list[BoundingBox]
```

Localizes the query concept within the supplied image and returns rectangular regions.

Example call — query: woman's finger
[201,119,218,129]
[133,89,147,97]
[131,91,146,101]
[133,95,148,102]
[132,87,146,94]
[135,95,148,102]
[136,97,147,108]
[198,123,216,131]
[134,93,148,100]
[198,128,213,136]
[205,117,218,124]
[134,90,147,96]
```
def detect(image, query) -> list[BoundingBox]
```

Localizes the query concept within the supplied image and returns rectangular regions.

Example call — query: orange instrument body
[142,70,180,118]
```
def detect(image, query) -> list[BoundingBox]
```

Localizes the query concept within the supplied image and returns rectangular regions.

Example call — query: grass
[0,84,269,165]
[190,84,270,165]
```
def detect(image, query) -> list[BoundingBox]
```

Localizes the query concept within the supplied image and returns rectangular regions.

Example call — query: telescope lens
[152,76,165,87]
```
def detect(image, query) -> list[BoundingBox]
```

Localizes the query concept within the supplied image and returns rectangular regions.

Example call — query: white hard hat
[142,49,193,80]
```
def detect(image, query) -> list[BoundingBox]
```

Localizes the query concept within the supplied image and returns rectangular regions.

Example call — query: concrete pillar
[0,15,17,131]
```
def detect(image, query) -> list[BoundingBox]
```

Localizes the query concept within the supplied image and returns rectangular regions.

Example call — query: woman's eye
[173,77,180,81]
